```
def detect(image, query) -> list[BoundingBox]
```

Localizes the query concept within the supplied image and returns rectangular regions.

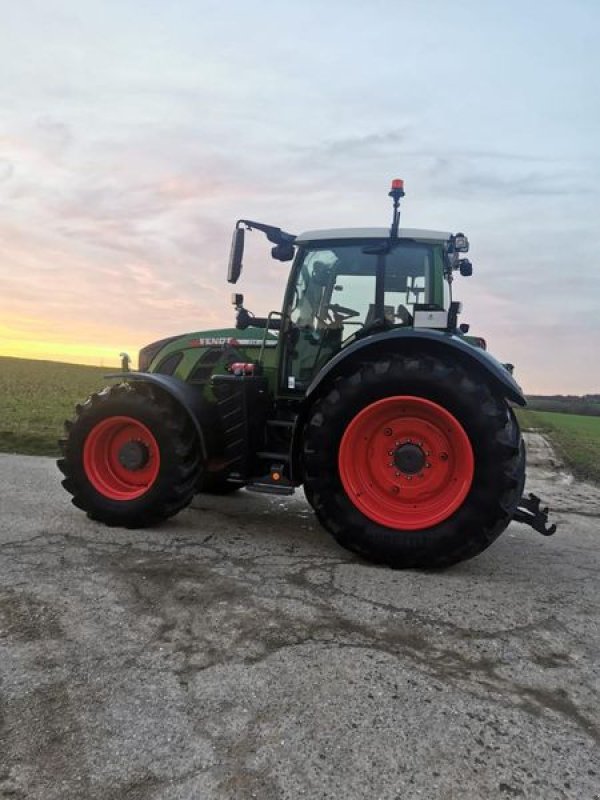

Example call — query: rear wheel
[303,352,525,568]
[58,383,201,527]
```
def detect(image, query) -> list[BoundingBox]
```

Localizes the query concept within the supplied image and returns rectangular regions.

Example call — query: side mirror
[271,242,295,261]
[227,227,245,284]
[459,259,473,277]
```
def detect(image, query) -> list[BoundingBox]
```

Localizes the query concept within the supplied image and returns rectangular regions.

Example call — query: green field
[518,408,600,484]
[2,357,599,485]
[0,357,109,456]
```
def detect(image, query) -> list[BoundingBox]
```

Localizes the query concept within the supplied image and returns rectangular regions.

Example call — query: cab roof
[295,227,452,244]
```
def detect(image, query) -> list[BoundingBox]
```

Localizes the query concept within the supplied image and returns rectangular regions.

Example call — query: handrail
[259,311,283,365]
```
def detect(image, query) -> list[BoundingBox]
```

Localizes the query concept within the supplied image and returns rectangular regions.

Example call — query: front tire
[58,383,201,527]
[303,352,525,568]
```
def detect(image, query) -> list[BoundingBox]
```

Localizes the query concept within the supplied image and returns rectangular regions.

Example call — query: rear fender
[105,372,208,459]
[290,329,525,481]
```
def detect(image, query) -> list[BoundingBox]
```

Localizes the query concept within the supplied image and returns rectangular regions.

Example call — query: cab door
[282,245,376,391]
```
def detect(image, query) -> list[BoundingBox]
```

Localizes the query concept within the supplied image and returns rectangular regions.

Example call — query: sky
[1,0,599,393]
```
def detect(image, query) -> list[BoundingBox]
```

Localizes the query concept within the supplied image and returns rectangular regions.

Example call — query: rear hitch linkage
[513,493,557,536]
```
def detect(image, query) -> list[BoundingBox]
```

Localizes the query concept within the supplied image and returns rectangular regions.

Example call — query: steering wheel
[329,303,360,320]
[316,303,360,327]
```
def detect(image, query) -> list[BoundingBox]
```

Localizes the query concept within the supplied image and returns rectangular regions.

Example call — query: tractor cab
[281,229,448,390]
[228,180,472,392]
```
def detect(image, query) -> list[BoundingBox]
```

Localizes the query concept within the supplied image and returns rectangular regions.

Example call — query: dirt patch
[0,590,63,642]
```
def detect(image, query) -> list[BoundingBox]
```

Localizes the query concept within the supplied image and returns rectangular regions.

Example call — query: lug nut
[392,486,399,494]
[440,452,448,461]
[426,463,432,469]
[384,428,393,436]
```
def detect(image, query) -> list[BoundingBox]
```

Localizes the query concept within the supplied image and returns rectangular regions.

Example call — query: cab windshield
[285,240,434,389]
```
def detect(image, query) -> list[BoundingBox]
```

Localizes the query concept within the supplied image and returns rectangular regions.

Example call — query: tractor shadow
[182,487,340,559]
[181,487,581,584]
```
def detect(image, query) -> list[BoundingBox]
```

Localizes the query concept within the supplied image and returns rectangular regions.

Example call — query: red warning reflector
[391,179,404,191]
[228,362,256,376]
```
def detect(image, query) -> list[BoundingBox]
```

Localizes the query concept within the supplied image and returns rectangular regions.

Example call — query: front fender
[105,372,207,459]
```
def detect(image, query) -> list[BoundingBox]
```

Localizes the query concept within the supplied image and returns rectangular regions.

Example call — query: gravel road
[0,433,598,800]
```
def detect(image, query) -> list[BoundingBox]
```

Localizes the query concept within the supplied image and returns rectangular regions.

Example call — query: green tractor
[58,180,554,568]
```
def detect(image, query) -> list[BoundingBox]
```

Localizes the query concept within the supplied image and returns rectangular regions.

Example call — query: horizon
[1,1,599,394]
[2,352,600,400]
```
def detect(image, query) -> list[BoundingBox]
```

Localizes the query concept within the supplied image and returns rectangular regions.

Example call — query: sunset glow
[0,322,132,367]
[1,1,599,391]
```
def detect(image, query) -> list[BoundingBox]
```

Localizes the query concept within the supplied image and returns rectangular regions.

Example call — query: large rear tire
[58,383,201,527]
[303,352,525,568]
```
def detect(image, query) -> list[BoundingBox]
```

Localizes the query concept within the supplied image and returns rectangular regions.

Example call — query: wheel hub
[118,440,150,471]
[338,395,474,530]
[393,442,425,475]
[83,416,161,501]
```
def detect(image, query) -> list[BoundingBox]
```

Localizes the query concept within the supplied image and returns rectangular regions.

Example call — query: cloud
[0,1,599,392]
[455,168,594,197]
[296,127,412,158]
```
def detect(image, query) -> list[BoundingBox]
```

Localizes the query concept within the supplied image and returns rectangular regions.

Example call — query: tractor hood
[138,327,277,372]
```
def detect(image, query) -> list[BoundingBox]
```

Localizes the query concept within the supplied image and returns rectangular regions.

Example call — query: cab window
[285,241,433,390]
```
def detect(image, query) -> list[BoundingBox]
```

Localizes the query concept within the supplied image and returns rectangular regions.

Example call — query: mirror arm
[236,219,296,245]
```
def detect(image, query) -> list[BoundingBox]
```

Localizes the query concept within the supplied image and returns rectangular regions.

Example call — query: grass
[0,357,110,456]
[2,356,599,486]
[518,408,600,484]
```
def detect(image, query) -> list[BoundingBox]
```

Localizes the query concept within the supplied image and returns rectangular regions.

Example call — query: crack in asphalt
[1,435,599,800]
[7,530,596,749]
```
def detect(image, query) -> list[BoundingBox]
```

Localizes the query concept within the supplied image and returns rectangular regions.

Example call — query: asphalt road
[0,434,598,800]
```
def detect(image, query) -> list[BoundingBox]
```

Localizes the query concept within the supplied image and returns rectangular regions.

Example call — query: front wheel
[58,383,201,527]
[303,352,525,568]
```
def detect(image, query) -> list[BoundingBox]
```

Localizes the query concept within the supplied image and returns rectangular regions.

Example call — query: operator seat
[364,304,395,327]
[396,304,413,325]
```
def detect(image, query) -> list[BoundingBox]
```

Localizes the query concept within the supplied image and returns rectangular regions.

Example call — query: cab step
[245,463,295,496]
[256,451,291,462]
[266,419,295,428]
[246,482,295,496]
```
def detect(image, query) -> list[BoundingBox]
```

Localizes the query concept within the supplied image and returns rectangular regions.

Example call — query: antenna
[389,178,405,239]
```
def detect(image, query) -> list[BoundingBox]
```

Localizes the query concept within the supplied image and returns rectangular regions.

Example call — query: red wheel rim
[83,416,160,500]
[338,396,474,530]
